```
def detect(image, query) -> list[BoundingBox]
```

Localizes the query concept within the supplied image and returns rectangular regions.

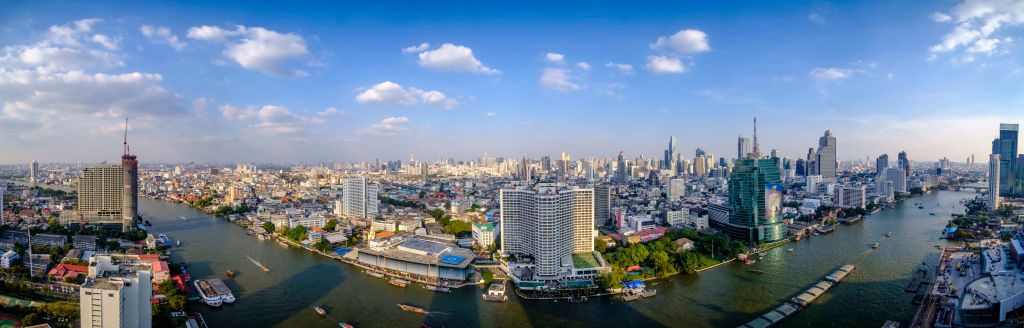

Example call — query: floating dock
[739,265,855,328]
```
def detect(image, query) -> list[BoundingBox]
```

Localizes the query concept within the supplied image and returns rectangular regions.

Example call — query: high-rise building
[695,148,707,158]
[499,184,595,279]
[835,185,866,209]
[29,160,39,183]
[738,136,751,160]
[665,136,677,170]
[121,120,139,231]
[342,176,379,220]
[79,165,126,226]
[593,184,610,227]
[882,167,907,193]
[876,154,889,176]
[806,148,817,176]
[722,158,786,243]
[80,254,153,328]
[898,151,910,178]
[0,185,4,224]
[668,178,686,201]
[990,154,1001,210]
[992,124,1019,196]
[615,151,627,183]
[816,130,837,180]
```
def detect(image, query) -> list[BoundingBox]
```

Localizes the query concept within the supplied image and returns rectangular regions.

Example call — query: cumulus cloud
[645,55,685,74]
[414,43,499,74]
[90,34,120,50]
[929,0,1024,60]
[355,81,458,109]
[545,52,565,63]
[187,25,310,77]
[577,62,591,71]
[605,62,634,74]
[217,104,317,134]
[402,42,430,54]
[650,29,711,54]
[809,13,827,24]
[318,107,344,116]
[809,67,863,81]
[141,25,186,51]
[360,116,411,136]
[539,68,580,92]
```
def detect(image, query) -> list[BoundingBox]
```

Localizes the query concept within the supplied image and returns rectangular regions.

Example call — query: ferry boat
[425,285,450,293]
[397,304,427,314]
[482,281,508,302]
[389,278,410,288]
[225,270,235,278]
[194,279,235,306]
[248,256,270,272]
[314,306,327,316]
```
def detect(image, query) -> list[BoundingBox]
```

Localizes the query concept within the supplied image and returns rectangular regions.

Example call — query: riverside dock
[739,265,855,328]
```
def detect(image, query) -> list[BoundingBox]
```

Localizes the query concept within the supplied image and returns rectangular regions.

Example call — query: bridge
[939,182,988,193]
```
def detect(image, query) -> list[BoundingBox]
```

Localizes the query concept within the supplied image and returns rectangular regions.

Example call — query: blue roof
[623,280,644,289]
[946,227,958,234]
[334,248,353,256]
[439,255,465,265]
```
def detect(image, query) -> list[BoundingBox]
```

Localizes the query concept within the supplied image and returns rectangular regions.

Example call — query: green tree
[314,239,332,253]
[681,252,700,274]
[595,238,609,253]
[650,251,675,276]
[168,294,187,311]
[262,222,275,234]
[21,313,41,326]
[324,219,338,232]
[481,271,494,284]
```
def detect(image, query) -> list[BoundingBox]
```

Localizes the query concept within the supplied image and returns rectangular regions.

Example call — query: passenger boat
[226,270,235,278]
[277,239,290,248]
[180,216,188,221]
[248,255,270,272]
[397,304,427,314]
[338,323,354,328]
[424,285,450,293]
[389,278,410,288]
[314,306,327,316]
[194,279,235,306]
[872,243,880,249]
[176,240,181,247]
[364,270,385,278]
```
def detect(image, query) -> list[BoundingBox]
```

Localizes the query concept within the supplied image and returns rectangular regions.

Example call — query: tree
[595,238,609,253]
[21,313,41,326]
[45,301,79,318]
[314,239,332,253]
[481,271,494,284]
[650,251,675,276]
[324,219,338,232]
[680,252,700,274]
[169,294,187,311]
[287,226,307,241]
[262,222,275,234]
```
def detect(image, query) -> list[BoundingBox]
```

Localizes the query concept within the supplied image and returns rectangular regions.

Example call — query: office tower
[990,154,1001,210]
[725,157,785,243]
[593,184,610,226]
[342,176,379,220]
[520,156,533,183]
[665,135,677,170]
[121,120,139,231]
[738,136,751,160]
[29,160,39,183]
[898,151,911,178]
[816,130,837,180]
[876,154,889,176]
[835,185,866,209]
[669,178,686,201]
[615,151,627,183]
[541,156,552,172]
[559,151,570,176]
[695,148,707,158]
[751,117,762,158]
[420,162,429,181]
[806,148,817,176]
[499,184,594,278]
[882,167,907,193]
[795,158,806,176]
[79,165,126,226]
[992,124,1019,196]
[80,254,153,328]
[694,156,707,178]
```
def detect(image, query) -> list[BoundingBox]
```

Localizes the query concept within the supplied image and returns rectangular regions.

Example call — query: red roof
[47,263,88,280]
[137,254,160,262]
[152,261,169,272]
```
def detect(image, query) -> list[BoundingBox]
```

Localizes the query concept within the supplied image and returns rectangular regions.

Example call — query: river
[135,190,973,327]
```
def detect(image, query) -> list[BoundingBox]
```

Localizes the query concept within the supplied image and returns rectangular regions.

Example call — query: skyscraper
[0,185,4,225]
[876,154,889,176]
[499,184,595,278]
[665,136,677,170]
[593,184,610,226]
[993,124,1019,196]
[615,151,627,183]
[737,136,751,160]
[121,120,139,231]
[342,176,379,220]
[29,160,39,183]
[79,165,126,226]
[816,130,837,180]
[898,151,910,179]
[990,154,1001,210]
[724,158,786,243]
[806,148,817,176]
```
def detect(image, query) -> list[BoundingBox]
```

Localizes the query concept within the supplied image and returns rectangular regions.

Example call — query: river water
[139,190,972,327]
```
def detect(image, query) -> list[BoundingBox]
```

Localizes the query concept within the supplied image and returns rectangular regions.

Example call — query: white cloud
[402,42,430,54]
[577,62,591,71]
[929,0,1024,60]
[187,25,310,77]
[645,55,685,74]
[539,68,580,92]
[650,29,711,54]
[360,116,411,136]
[605,62,634,74]
[318,107,344,116]
[44,19,101,47]
[931,12,953,22]
[485,112,496,117]
[355,81,458,109]
[809,67,863,81]
[809,13,826,24]
[90,34,120,50]
[219,105,257,120]
[141,25,186,51]
[545,52,565,63]
[416,43,499,74]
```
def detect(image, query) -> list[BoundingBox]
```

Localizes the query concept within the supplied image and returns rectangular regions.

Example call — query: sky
[1,0,1023,164]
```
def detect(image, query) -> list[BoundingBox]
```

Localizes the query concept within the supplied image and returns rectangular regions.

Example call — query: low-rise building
[74,235,98,251]
[0,250,18,268]
[472,222,496,249]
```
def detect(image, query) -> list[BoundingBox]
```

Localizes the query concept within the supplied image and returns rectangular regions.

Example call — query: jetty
[739,265,855,328]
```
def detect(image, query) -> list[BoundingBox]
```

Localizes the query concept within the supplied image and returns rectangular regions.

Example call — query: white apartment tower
[500,184,594,278]
[668,178,686,201]
[80,254,153,328]
[342,176,379,220]
[990,154,1001,210]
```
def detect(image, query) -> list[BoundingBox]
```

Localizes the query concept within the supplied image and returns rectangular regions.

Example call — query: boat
[397,304,427,314]
[482,281,508,302]
[425,285,450,293]
[180,216,188,221]
[277,239,290,248]
[748,269,765,274]
[364,270,385,278]
[872,243,880,249]
[338,323,354,328]
[787,248,794,252]
[389,278,410,288]
[248,255,270,272]
[314,306,327,316]
[257,234,268,241]
[743,259,756,265]
[194,279,235,306]
[144,220,152,226]
[929,212,936,216]
[176,240,181,247]
[886,232,893,237]
[226,270,235,278]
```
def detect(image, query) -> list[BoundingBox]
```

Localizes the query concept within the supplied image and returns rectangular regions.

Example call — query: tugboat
[314,305,327,316]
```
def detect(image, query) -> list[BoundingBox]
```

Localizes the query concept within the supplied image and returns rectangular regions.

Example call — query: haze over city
[2,0,1023,163]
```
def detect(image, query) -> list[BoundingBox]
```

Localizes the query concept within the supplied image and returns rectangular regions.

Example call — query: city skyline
[3,1,1024,164]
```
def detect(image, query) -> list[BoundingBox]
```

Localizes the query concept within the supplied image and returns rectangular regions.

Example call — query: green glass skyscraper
[726,158,787,244]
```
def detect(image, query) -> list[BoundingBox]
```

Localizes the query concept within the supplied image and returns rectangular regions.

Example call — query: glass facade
[996,124,1019,197]
[728,158,787,243]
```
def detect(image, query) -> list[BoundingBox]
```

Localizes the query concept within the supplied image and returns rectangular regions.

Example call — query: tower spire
[123,118,130,156]
[752,116,761,158]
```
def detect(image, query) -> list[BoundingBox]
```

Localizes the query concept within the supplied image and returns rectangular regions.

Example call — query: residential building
[876,154,889,176]
[991,154,1001,210]
[593,184,610,227]
[835,185,867,209]
[993,124,1019,196]
[668,178,686,201]
[342,176,379,220]
[80,254,153,328]
[78,165,126,227]
[0,251,17,268]
[816,130,837,180]
[472,222,497,249]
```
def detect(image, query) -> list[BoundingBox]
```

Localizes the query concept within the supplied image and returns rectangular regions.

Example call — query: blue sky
[1,0,1023,164]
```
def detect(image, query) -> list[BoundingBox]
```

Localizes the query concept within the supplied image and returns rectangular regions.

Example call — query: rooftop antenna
[123,118,130,156]
[752,117,761,158]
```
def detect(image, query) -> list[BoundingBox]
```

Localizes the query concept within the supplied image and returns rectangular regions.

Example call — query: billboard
[764,183,783,219]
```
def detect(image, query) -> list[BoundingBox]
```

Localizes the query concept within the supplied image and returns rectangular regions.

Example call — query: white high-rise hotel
[500,183,596,279]
[342,176,379,220]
